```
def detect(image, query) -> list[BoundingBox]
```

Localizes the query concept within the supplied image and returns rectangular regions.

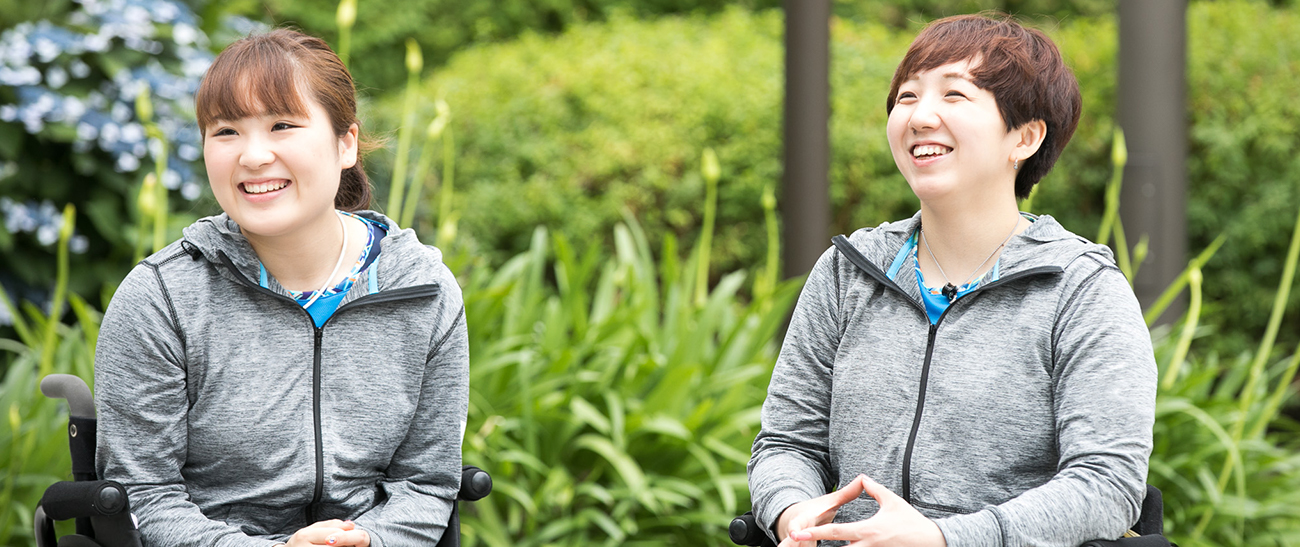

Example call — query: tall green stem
[402,100,449,228]
[434,127,457,251]
[386,39,422,222]
[40,204,75,379]
[336,0,356,67]
[1096,128,1127,247]
[1161,266,1201,391]
[695,149,719,307]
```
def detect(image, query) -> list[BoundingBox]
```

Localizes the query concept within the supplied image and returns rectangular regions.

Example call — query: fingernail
[327,537,337,545]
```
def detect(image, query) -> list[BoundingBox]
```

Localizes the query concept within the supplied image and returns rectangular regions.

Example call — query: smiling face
[202,91,358,240]
[886,58,1036,207]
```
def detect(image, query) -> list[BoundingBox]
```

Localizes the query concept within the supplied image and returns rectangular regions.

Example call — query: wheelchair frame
[34,374,490,547]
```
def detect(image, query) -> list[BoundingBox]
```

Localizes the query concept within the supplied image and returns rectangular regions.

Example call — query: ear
[1011,119,1047,164]
[339,123,360,169]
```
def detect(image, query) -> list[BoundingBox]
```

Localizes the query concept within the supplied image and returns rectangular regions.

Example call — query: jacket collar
[179,211,439,297]
[848,210,1115,279]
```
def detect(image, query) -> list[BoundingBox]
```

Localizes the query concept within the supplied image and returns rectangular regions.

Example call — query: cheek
[202,146,231,183]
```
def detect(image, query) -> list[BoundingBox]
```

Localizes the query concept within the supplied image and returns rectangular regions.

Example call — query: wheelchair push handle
[42,374,96,419]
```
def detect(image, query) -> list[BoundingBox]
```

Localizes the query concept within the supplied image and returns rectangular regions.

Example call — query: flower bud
[135,85,153,123]
[138,172,158,218]
[701,148,720,184]
[1111,127,1127,168]
[336,0,357,29]
[59,203,76,242]
[405,39,422,75]
[427,99,450,139]
[761,183,776,211]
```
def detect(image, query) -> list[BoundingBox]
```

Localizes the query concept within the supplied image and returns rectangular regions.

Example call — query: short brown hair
[886,14,1081,198]
[195,28,374,211]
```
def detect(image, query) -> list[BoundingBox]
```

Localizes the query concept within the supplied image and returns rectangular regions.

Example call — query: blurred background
[2,1,1299,545]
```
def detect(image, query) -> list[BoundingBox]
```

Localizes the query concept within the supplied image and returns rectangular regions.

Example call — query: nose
[238,134,275,170]
[908,96,941,133]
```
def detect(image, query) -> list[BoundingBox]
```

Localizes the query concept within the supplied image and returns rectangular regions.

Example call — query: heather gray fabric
[95,211,468,547]
[748,212,1157,547]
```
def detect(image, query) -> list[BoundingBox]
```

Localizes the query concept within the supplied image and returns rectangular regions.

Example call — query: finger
[790,522,858,542]
[292,522,353,545]
[861,475,904,509]
[324,530,369,546]
[304,519,350,530]
[829,475,867,506]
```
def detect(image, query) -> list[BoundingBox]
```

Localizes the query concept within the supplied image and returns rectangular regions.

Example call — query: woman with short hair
[747,14,1156,547]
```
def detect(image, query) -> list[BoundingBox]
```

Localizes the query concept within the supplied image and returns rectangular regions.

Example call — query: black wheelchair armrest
[459,466,492,502]
[36,480,142,547]
[729,511,776,547]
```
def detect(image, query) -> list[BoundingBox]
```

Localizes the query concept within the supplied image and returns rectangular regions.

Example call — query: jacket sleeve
[934,264,1157,547]
[352,279,468,547]
[748,247,842,543]
[95,263,279,547]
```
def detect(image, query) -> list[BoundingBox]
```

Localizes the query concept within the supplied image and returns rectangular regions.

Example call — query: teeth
[913,144,952,158]
[243,180,288,194]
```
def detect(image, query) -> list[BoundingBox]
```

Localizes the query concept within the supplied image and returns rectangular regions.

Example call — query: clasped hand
[776,475,946,547]
[283,519,371,547]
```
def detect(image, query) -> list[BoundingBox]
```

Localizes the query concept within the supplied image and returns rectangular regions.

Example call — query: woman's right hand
[283,519,371,547]
[776,475,867,547]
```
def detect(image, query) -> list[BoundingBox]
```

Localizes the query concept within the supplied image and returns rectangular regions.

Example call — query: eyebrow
[905,71,974,82]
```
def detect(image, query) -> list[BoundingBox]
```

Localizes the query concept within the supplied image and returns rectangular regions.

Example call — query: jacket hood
[179,210,444,293]
[847,210,1116,277]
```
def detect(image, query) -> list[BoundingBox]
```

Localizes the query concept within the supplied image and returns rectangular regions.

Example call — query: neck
[917,197,1026,287]
[245,211,366,292]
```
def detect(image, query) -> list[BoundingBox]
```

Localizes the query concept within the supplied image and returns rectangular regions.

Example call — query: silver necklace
[920,217,1021,302]
[301,210,350,310]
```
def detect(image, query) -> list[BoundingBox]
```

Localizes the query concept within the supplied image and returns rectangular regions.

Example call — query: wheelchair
[728,484,1175,547]
[34,374,491,547]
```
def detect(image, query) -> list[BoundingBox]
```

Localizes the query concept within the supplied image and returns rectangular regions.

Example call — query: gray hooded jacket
[95,212,468,547]
[748,213,1157,547]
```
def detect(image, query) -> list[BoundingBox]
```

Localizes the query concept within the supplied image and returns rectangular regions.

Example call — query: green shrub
[373,8,793,277]
[456,220,801,546]
[1184,1,1300,356]
[248,0,781,96]
[243,0,1114,93]
[376,1,1297,359]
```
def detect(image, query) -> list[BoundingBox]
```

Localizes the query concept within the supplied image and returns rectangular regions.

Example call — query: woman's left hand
[788,475,947,547]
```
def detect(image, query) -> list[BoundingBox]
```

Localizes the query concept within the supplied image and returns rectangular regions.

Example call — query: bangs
[195,40,310,133]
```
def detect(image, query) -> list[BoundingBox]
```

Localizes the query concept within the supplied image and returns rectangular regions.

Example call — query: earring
[1013,159,1020,171]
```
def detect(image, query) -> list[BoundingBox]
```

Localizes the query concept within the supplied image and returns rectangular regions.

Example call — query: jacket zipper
[215,252,440,521]
[831,236,1063,503]
[309,327,325,522]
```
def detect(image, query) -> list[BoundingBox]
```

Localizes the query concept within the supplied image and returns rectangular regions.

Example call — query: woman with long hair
[95,29,467,547]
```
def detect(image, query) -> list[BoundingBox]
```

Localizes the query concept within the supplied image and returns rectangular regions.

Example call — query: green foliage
[374,8,790,277]
[248,0,781,96]
[0,209,97,546]
[0,0,217,305]
[1184,1,1300,356]
[455,216,801,545]
[831,0,1115,28]
[379,1,1296,359]
[1146,203,1300,546]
